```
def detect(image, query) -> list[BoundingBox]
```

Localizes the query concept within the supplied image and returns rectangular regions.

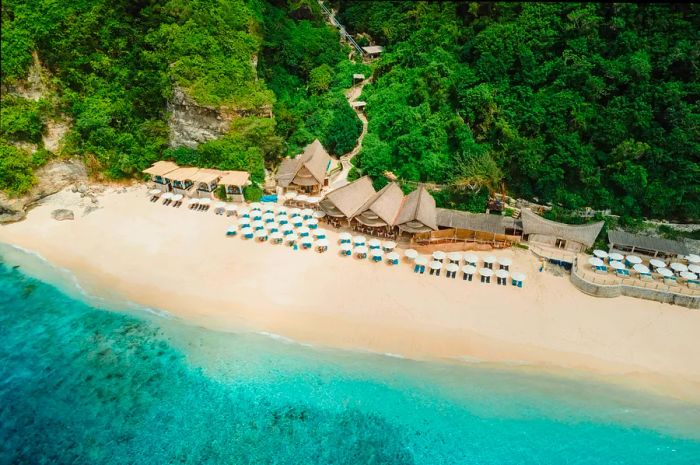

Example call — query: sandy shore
[2,185,700,402]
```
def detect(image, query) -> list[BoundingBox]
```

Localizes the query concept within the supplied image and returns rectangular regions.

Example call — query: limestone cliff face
[167,86,273,149]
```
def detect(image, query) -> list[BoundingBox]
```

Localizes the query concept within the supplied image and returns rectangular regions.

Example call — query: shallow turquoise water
[1,246,700,464]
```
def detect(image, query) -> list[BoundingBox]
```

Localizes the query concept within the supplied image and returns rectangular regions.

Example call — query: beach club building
[143,161,179,192]
[350,182,405,238]
[410,209,522,248]
[319,176,376,228]
[394,186,438,237]
[275,139,332,195]
[608,229,689,259]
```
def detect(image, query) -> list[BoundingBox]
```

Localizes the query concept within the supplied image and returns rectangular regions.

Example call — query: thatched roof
[218,170,250,186]
[608,229,689,255]
[275,139,331,187]
[321,176,376,217]
[143,161,179,177]
[352,182,404,226]
[521,209,603,247]
[396,186,437,231]
[165,167,200,182]
[436,208,521,235]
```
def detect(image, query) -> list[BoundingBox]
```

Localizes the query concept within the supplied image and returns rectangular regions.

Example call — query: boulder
[51,209,74,221]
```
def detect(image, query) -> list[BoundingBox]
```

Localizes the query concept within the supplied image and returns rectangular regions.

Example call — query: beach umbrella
[609,261,625,270]
[263,212,275,222]
[483,255,497,264]
[199,198,211,206]
[511,272,526,288]
[464,253,478,265]
[688,264,700,274]
[355,246,369,258]
[225,204,238,216]
[386,252,400,265]
[415,257,428,266]
[296,194,309,203]
[285,191,297,201]
[302,208,314,219]
[292,217,304,227]
[171,194,184,201]
[289,208,302,217]
[161,192,173,201]
[633,264,651,275]
[301,236,313,249]
[148,188,162,195]
[432,251,446,261]
[306,218,319,228]
[315,238,329,252]
[252,220,265,230]
[307,196,321,205]
[593,250,608,259]
[241,227,254,239]
[266,223,279,233]
[670,262,688,273]
[687,254,700,264]
[281,223,294,235]
[498,257,513,268]
[404,249,418,260]
[313,210,326,219]
[353,235,367,246]
[298,226,311,237]
[277,206,288,215]
[339,232,353,243]
[312,228,327,239]
[250,202,262,211]
[588,257,605,267]
[278,216,289,225]
[462,265,477,275]
[383,241,397,252]
[680,271,698,281]
[238,217,251,226]
[185,197,198,206]
[370,249,384,262]
[271,232,284,243]
[340,243,353,255]
[254,229,268,241]
[495,269,510,282]
[446,263,459,273]
[226,226,237,236]
[429,260,442,270]
[368,238,382,249]
[479,268,494,277]
[239,207,250,218]
[447,252,462,263]
[263,204,276,214]
[649,259,666,269]
[286,233,298,246]
[215,201,226,209]
[252,211,263,221]
[656,267,673,278]
[626,255,642,265]
[608,252,624,262]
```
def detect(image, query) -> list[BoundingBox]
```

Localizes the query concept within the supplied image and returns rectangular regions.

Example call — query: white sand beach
[2,184,700,402]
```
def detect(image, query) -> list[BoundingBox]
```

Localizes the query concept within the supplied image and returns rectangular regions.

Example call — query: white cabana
[608,252,624,262]
[670,262,688,273]
[405,249,418,259]
[432,251,446,261]
[593,249,608,259]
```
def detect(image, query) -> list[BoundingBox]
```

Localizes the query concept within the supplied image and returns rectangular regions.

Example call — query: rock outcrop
[0,159,88,224]
[51,209,74,221]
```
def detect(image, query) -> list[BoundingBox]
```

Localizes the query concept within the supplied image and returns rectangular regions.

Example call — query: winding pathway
[329,79,369,190]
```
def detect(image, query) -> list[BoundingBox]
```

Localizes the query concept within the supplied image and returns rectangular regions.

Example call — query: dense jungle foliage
[2,1,698,221]
[338,2,699,220]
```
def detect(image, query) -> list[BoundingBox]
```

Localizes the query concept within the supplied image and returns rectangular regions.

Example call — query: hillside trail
[329,79,369,190]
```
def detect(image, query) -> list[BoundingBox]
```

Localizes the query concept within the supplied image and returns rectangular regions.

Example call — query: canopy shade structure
[687,254,700,264]
[588,257,605,267]
[495,269,510,279]
[479,268,494,277]
[353,235,367,245]
[429,260,442,270]
[483,255,497,264]
[656,267,673,277]
[608,229,689,257]
[414,257,428,266]
[387,252,400,261]
[370,249,384,257]
[498,257,512,267]
[626,255,642,264]
[339,232,353,241]
[218,170,250,187]
[171,194,184,201]
[680,271,698,280]
[447,252,462,262]
[633,264,651,274]
[609,261,626,270]
[689,264,700,274]
[383,241,397,250]
[511,272,526,282]
[148,189,162,195]
[670,262,688,272]
[340,243,353,252]
[446,263,460,273]
[649,259,666,268]
[521,208,604,248]
[593,250,608,259]
[464,253,478,264]
[608,253,624,262]
[432,251,446,260]
[462,265,477,274]
[143,161,180,177]
[355,246,369,255]
[405,249,418,259]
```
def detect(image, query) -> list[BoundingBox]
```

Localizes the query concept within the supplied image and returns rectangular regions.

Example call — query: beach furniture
[447,252,462,265]
[340,243,353,256]
[632,264,652,280]
[479,267,494,283]
[608,252,624,262]
[226,226,237,237]
[593,249,608,260]
[300,237,313,250]
[301,208,314,220]
[225,205,238,217]
[254,229,268,242]
[199,198,211,212]
[161,192,173,205]
[588,257,607,274]
[339,232,353,244]
[432,251,446,263]
[239,207,250,218]
[270,232,284,244]
[511,272,526,288]
[148,188,162,202]
[253,220,265,231]
[315,238,329,253]
[462,265,476,281]
[670,262,688,275]
[404,248,418,262]
[298,226,311,238]
[414,256,428,274]
[286,233,298,247]
[312,228,327,240]
[250,202,262,211]
[495,269,509,286]
[483,255,496,269]
[609,260,628,277]
[214,202,226,215]
[689,264,700,274]
[267,223,279,234]
[445,263,459,279]
[371,249,384,263]
[625,255,642,268]
[498,257,512,271]
[464,253,478,267]
[306,218,319,229]
[171,194,184,207]
[429,260,442,276]
[649,258,666,271]
[355,246,369,259]
[386,252,400,265]
[353,235,367,247]
[241,227,254,239]
[383,241,397,253]
[313,210,326,219]
[368,239,382,250]
[263,213,275,223]
[281,223,294,235]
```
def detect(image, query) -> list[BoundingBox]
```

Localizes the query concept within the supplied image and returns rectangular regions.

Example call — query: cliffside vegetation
[338,2,699,221]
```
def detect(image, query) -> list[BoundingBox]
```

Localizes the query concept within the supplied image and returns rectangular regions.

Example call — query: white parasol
[404,249,418,259]
[593,250,608,259]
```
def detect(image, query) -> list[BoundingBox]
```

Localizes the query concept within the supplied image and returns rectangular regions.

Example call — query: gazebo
[190,169,223,199]
[143,161,179,192]
[218,171,250,203]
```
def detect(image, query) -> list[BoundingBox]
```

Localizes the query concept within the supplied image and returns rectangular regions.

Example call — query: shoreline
[2,185,700,404]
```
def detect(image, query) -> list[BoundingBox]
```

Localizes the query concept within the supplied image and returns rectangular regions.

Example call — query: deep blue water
[1,245,700,465]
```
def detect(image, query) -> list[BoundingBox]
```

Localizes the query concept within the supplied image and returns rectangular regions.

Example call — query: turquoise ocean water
[1,244,699,464]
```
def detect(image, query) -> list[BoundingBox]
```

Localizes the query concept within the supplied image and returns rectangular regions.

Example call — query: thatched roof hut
[395,186,437,233]
[320,176,376,218]
[608,229,689,258]
[352,182,404,227]
[276,139,331,190]
[521,209,603,251]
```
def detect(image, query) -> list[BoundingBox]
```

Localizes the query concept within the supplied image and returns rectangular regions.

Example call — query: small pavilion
[218,171,250,203]
[319,176,376,228]
[142,161,179,192]
[350,182,404,238]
